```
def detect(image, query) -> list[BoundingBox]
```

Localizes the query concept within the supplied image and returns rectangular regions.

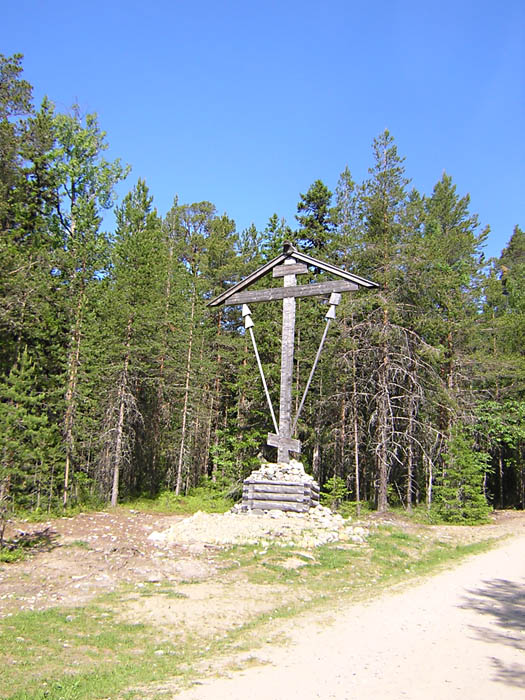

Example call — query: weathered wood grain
[272,263,308,278]
[266,433,301,453]
[247,500,309,512]
[243,482,312,494]
[228,280,358,305]
[277,258,297,463]
[245,492,309,503]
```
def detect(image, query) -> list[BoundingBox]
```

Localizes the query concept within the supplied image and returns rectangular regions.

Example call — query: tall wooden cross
[208,242,377,463]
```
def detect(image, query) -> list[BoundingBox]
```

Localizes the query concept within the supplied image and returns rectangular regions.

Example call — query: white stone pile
[247,458,317,484]
[148,505,369,549]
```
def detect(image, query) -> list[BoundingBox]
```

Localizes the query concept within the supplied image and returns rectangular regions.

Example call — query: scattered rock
[148,505,369,549]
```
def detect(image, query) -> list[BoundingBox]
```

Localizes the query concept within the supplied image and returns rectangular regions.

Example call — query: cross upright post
[277,255,297,462]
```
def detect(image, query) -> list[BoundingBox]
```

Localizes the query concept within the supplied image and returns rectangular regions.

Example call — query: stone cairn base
[241,459,320,513]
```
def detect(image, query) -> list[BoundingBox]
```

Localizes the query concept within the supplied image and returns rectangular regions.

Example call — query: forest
[1,53,524,523]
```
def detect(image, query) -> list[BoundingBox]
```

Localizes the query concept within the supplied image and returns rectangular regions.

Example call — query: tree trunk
[175,288,196,495]
[376,304,390,513]
[426,454,433,512]
[376,346,389,512]
[205,388,215,482]
[338,393,346,480]
[154,243,174,468]
[377,392,389,512]
[312,443,321,483]
[353,411,361,515]
[63,276,85,506]
[111,316,132,507]
[498,451,504,509]
[406,404,415,513]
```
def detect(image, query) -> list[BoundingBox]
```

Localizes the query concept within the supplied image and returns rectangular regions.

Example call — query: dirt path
[176,534,525,700]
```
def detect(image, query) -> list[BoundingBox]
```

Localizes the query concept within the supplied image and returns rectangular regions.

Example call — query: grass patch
[121,486,234,515]
[64,540,91,550]
[390,503,493,526]
[11,502,105,523]
[214,526,496,595]
[0,606,192,700]
[136,582,188,599]
[0,549,26,563]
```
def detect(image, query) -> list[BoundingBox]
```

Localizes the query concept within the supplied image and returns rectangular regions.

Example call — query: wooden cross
[208,242,378,463]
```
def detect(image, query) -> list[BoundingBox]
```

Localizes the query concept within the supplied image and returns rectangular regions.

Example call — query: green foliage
[476,400,525,451]
[0,348,57,513]
[434,427,492,523]
[0,547,26,563]
[210,427,263,487]
[296,179,334,252]
[320,475,348,510]
[124,483,234,515]
[337,500,373,518]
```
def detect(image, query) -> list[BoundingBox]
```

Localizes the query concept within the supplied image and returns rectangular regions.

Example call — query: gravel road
[176,534,525,699]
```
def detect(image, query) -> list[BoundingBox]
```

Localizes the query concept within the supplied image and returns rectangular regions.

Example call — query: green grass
[136,582,188,599]
[0,605,193,700]
[64,540,91,550]
[0,525,499,700]
[8,485,234,525]
[0,548,26,563]
[121,486,234,515]
[12,501,105,523]
[215,525,494,594]
[388,503,493,526]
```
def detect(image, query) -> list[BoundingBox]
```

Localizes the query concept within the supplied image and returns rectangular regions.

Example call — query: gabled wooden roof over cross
[208,240,377,307]
[208,242,378,462]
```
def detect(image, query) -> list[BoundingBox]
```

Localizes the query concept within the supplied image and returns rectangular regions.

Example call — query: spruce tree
[434,426,491,522]
[0,348,56,515]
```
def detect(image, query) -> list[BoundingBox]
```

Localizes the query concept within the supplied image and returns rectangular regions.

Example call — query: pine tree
[396,173,487,509]
[475,225,525,507]
[162,200,240,493]
[328,166,366,508]
[49,106,129,505]
[358,130,411,511]
[499,226,525,366]
[419,174,486,390]
[93,180,165,504]
[0,53,33,236]
[296,179,334,252]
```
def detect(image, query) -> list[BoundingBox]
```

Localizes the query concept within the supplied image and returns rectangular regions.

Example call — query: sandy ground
[175,533,525,700]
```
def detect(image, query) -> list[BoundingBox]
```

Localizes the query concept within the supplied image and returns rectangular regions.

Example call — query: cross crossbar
[229,280,358,305]
[272,263,308,277]
[267,433,301,453]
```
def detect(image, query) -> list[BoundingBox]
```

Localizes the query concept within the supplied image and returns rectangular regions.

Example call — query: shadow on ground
[461,577,525,689]
[2,526,59,554]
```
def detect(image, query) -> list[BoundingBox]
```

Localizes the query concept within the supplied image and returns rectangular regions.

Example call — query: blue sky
[3,0,524,259]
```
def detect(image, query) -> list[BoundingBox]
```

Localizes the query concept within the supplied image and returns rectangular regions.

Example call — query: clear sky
[2,0,524,259]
